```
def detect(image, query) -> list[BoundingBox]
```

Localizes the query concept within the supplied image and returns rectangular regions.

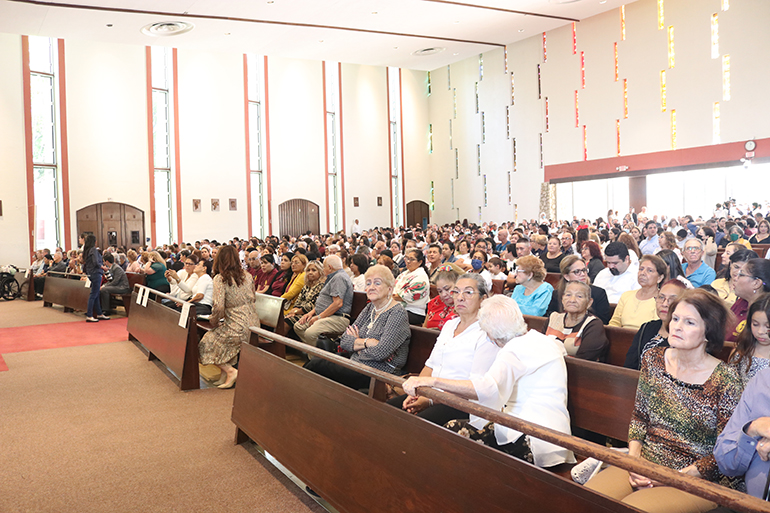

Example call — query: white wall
[0,33,30,267]
[176,49,248,243]
[340,63,390,231]
[65,39,149,249]
[401,68,432,226]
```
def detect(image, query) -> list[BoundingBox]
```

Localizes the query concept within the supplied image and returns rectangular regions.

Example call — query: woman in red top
[423,268,460,330]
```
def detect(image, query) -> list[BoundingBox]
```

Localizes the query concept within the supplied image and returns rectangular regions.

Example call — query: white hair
[324,254,343,270]
[478,295,527,344]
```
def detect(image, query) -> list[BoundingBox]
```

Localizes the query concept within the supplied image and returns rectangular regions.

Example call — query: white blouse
[424,318,499,381]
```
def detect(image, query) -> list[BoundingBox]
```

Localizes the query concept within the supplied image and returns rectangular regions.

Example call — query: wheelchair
[0,265,21,300]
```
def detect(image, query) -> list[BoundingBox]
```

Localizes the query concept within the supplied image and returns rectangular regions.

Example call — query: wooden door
[406,200,430,229]
[278,199,320,238]
[76,202,145,250]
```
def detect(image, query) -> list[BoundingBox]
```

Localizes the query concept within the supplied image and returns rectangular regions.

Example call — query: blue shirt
[682,261,717,288]
[714,368,770,498]
[510,282,554,317]
[639,235,660,255]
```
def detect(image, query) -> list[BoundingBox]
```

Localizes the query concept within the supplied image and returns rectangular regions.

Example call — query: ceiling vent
[141,21,195,37]
[412,47,445,57]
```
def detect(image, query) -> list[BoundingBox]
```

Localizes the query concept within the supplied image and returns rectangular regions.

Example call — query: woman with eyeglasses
[423,269,460,330]
[609,254,666,330]
[509,255,553,317]
[727,258,770,342]
[545,281,609,362]
[710,248,757,307]
[387,274,499,425]
[392,248,431,325]
[164,254,200,302]
[623,279,687,370]
[545,255,611,324]
[305,265,410,389]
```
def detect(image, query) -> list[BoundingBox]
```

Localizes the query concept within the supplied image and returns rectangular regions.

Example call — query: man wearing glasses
[682,239,716,287]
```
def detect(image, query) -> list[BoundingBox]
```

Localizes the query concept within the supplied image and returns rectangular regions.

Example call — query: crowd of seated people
[24,201,770,509]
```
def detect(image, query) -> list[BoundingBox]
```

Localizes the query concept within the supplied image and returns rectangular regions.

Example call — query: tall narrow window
[542,32,547,62]
[455,148,459,179]
[582,125,588,161]
[246,54,268,238]
[474,82,479,113]
[670,109,677,149]
[430,181,435,211]
[428,123,434,153]
[506,106,511,139]
[667,26,675,68]
[479,54,484,80]
[539,133,544,168]
[453,89,457,119]
[713,102,721,144]
[426,71,431,96]
[324,62,343,233]
[481,112,486,143]
[149,45,177,246]
[537,64,542,99]
[616,120,621,156]
[504,47,509,73]
[620,5,626,41]
[711,14,719,59]
[450,178,455,210]
[660,70,667,111]
[512,138,517,173]
[387,67,404,227]
[614,42,619,81]
[507,171,512,205]
[510,73,515,105]
[575,91,579,127]
[483,175,488,207]
[580,52,586,89]
[572,23,577,54]
[447,64,451,90]
[722,54,731,101]
[544,98,549,132]
[476,144,481,176]
[623,79,629,119]
[27,36,63,250]
[722,0,729,11]
[657,0,665,30]
[448,120,452,150]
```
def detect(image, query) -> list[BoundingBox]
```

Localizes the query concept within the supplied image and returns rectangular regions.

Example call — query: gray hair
[364,264,395,288]
[324,254,343,270]
[478,295,528,344]
[456,273,489,297]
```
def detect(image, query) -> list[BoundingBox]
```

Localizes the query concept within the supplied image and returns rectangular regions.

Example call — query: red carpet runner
[0,318,129,372]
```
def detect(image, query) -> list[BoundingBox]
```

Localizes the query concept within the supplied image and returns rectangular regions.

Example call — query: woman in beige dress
[199,245,260,389]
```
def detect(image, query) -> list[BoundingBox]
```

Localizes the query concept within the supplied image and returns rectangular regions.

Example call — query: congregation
[26,200,770,513]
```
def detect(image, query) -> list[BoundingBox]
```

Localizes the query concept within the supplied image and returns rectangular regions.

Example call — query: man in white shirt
[638,220,660,255]
[593,242,640,303]
[350,219,361,235]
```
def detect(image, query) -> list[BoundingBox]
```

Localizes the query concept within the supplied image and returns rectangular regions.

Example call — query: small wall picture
[229,198,237,211]
[192,199,201,212]
[353,197,359,207]
[211,198,220,212]
[377,196,383,207]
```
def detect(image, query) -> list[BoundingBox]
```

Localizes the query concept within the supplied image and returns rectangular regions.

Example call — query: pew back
[42,272,90,312]
[232,343,638,513]
[605,326,636,367]
[350,291,368,323]
[253,293,286,332]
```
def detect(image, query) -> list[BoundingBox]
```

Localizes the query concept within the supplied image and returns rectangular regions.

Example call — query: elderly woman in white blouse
[403,294,575,468]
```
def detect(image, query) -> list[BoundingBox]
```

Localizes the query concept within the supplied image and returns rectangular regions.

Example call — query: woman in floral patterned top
[586,289,743,513]
[283,260,326,331]
[423,269,459,330]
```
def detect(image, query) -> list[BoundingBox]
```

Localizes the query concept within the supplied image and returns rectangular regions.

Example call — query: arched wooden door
[76,202,145,249]
[278,199,320,238]
[406,200,430,230]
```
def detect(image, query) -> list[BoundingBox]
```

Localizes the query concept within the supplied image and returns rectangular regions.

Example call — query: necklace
[368,299,393,330]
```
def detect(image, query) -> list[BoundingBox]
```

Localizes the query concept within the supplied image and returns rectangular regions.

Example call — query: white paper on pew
[141,288,150,307]
[25,269,31,278]
[84,278,91,288]
[136,287,144,305]
[179,303,190,329]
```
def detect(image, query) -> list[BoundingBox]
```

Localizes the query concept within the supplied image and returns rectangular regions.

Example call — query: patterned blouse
[288,277,326,315]
[629,347,743,485]
[424,295,458,330]
[339,303,411,374]
[729,353,770,388]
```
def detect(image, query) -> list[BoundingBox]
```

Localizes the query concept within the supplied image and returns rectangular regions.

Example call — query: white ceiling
[0,0,634,70]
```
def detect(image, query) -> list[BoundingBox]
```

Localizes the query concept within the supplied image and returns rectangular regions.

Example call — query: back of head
[214,245,245,286]
[604,241,629,260]
[325,254,343,271]
[478,295,527,343]
[103,253,114,265]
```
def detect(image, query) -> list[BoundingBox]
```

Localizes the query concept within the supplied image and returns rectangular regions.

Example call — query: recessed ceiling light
[549,0,581,3]
[372,11,378,14]
[319,40,324,43]
[267,1,274,3]
[518,28,525,32]
[106,24,113,27]
[454,21,460,24]
[412,47,445,56]
[141,21,195,37]
[599,0,607,3]
[393,47,399,50]
[224,32,231,35]
[453,52,460,56]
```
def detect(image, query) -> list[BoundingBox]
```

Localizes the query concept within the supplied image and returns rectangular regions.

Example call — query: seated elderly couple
[302,267,575,469]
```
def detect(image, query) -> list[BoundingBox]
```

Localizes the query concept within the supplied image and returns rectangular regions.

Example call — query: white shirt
[192,273,214,306]
[425,318,500,381]
[169,269,199,300]
[470,330,575,468]
[350,222,361,234]
[351,274,366,292]
[592,261,640,303]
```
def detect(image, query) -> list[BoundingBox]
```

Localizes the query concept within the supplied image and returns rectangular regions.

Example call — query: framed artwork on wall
[353,197,359,207]
[229,199,237,211]
[192,199,201,212]
[211,199,220,212]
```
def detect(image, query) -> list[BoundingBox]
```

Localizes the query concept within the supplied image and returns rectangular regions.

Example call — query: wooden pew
[545,272,561,287]
[350,291,368,323]
[42,271,90,312]
[605,326,636,367]
[566,358,638,442]
[523,314,548,333]
[127,285,201,390]
[491,278,505,295]
[17,268,37,301]
[234,331,768,513]
[232,340,640,513]
[608,302,617,320]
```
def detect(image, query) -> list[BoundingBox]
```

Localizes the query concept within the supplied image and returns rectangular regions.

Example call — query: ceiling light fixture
[412,47,445,56]
[140,21,195,37]
[518,29,525,32]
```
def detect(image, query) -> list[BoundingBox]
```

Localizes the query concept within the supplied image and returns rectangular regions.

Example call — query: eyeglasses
[736,271,756,280]
[404,257,418,263]
[450,289,478,299]
[569,268,587,275]
[684,247,702,252]
[655,295,677,304]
